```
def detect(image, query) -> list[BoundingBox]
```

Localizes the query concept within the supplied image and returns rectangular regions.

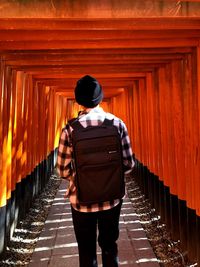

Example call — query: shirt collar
[79,106,103,116]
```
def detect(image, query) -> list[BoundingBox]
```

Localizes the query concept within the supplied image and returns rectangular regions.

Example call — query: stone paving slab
[29,180,160,267]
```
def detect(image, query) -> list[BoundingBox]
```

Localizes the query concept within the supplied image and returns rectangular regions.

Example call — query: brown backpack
[69,118,125,205]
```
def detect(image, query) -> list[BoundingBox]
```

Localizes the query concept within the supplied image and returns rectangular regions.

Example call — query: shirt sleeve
[56,126,72,179]
[120,121,135,174]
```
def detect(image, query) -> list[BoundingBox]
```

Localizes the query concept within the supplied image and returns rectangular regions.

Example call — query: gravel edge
[0,172,61,267]
[125,176,195,267]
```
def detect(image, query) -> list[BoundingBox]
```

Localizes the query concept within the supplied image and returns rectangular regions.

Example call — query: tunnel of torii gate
[0,0,200,265]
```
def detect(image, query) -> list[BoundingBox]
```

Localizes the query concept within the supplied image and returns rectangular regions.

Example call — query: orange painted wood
[21,74,28,180]
[15,71,24,183]
[138,79,147,167]
[131,82,142,163]
[10,64,161,74]
[183,53,196,211]
[11,70,17,191]
[51,88,57,151]
[144,73,155,173]
[29,78,35,173]
[27,75,33,175]
[2,47,192,61]
[5,67,12,201]
[125,85,134,145]
[157,67,168,182]
[196,46,200,216]
[0,38,198,50]
[1,29,200,42]
[0,60,5,207]
[171,60,185,199]
[44,86,50,157]
[158,66,171,187]
[0,18,200,30]
[1,67,8,206]
[32,80,39,167]
[33,73,146,80]
[0,66,12,203]
[189,51,200,214]
[5,54,185,67]
[38,83,45,163]
[162,63,175,194]
[152,70,163,179]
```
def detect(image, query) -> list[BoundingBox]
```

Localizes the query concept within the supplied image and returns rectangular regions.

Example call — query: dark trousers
[71,201,122,267]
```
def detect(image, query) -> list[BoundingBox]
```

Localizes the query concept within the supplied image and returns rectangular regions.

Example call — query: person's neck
[83,105,99,112]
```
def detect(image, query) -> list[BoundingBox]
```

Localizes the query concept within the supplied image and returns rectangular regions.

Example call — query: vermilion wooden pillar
[157,66,170,223]
[0,59,6,254]
[10,70,17,237]
[196,43,200,267]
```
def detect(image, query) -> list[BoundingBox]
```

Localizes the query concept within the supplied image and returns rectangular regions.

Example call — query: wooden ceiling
[0,16,200,99]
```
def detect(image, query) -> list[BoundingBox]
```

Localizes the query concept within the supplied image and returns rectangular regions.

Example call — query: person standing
[57,75,135,267]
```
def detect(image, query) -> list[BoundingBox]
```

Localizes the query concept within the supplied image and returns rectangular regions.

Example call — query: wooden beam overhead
[13,64,162,75]
[1,29,200,41]
[0,38,198,50]
[0,17,199,98]
[1,47,193,56]
[33,72,146,79]
[35,78,145,87]
[0,18,200,30]
[4,54,186,66]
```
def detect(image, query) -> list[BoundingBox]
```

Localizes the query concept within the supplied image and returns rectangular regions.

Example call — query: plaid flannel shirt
[57,106,135,212]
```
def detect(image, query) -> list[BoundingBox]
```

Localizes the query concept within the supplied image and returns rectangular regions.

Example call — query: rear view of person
[57,75,135,267]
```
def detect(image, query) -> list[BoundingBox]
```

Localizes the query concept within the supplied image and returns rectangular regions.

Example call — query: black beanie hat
[75,75,103,108]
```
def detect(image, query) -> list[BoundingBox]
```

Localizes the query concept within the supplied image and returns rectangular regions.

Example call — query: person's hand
[64,188,70,199]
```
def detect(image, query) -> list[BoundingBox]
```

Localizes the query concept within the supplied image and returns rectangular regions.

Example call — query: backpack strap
[102,118,114,126]
[68,118,84,131]
[69,117,114,130]
[67,118,84,148]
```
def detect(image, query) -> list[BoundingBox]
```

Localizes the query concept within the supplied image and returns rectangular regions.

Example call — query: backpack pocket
[76,161,124,204]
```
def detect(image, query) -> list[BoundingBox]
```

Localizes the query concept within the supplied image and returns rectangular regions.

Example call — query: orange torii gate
[0,0,200,264]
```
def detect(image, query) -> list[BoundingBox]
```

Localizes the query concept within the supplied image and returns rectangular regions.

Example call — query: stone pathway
[28,180,160,267]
